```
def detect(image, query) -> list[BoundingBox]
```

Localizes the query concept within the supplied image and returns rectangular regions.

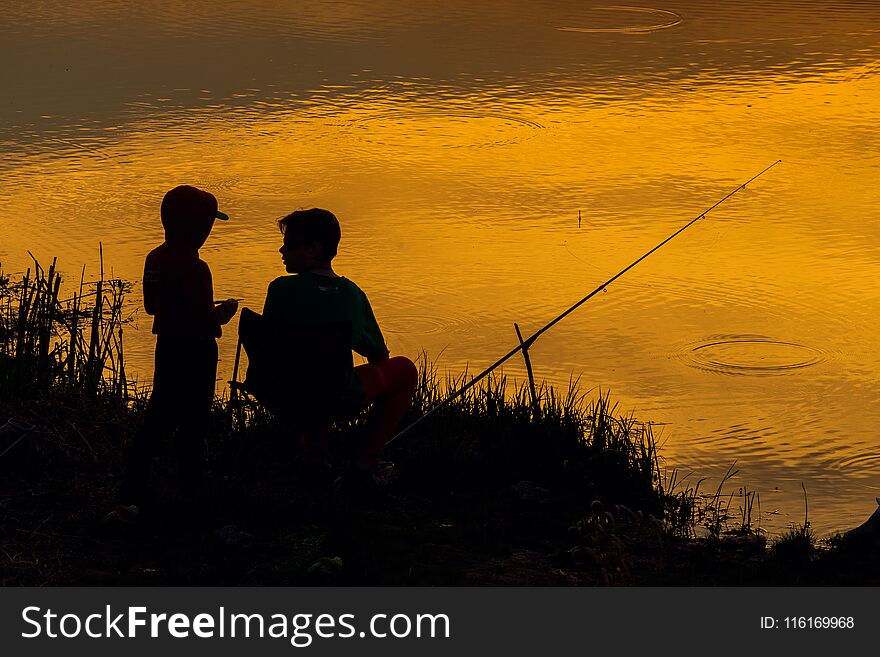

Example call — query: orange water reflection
[2,0,879,534]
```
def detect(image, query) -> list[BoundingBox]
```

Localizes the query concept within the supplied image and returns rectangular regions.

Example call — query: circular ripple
[381,308,485,336]
[834,452,880,477]
[677,336,826,376]
[343,111,545,149]
[559,6,683,34]
[382,313,455,336]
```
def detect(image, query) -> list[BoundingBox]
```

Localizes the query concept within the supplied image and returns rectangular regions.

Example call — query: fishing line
[388,160,783,446]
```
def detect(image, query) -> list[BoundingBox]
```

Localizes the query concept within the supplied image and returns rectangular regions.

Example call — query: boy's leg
[353,356,418,467]
[297,421,332,454]
[121,337,181,503]
[173,338,218,492]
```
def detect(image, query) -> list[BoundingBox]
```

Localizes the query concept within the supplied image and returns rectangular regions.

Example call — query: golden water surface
[2,0,879,535]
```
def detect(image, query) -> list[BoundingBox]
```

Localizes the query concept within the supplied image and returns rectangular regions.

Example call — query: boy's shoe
[370,460,397,488]
[102,504,141,524]
[294,446,337,485]
[334,461,395,498]
[99,504,144,536]
[214,524,255,550]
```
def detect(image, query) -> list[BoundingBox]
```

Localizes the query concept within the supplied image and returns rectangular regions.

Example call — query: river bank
[1,261,878,586]
[3,366,879,586]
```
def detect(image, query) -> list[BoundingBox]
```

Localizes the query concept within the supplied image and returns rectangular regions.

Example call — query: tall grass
[658,464,765,539]
[0,250,132,400]
[1,256,715,538]
[396,355,666,518]
[772,484,815,563]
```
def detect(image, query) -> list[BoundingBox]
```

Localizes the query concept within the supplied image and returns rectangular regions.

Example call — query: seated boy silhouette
[262,208,417,485]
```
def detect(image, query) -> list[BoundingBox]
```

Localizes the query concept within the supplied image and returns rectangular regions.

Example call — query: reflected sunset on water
[2,0,879,534]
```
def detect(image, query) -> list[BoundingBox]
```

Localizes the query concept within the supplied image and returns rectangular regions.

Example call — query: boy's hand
[367,345,390,364]
[215,298,239,325]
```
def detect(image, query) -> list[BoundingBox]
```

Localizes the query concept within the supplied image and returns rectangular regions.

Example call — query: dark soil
[2,397,879,587]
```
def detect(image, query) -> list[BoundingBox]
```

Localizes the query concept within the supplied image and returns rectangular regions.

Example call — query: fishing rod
[388,159,783,446]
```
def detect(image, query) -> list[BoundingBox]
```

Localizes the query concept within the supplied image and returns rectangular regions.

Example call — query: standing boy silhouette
[121,185,238,505]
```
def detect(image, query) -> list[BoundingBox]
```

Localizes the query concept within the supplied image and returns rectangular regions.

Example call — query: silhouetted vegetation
[0,250,132,400]
[0,257,877,585]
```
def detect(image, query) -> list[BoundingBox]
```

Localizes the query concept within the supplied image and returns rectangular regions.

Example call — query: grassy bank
[0,259,877,585]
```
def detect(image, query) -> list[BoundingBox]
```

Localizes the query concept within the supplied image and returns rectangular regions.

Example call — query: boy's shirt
[262,272,387,403]
[144,244,230,338]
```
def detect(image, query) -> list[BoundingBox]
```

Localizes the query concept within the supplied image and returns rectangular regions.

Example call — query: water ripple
[559,6,683,34]
[674,335,826,376]
[341,110,546,149]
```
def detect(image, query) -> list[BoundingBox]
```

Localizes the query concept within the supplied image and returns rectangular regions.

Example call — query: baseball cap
[161,185,229,223]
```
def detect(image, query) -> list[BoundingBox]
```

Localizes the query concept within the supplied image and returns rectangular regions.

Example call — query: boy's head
[278,208,341,273]
[160,185,228,249]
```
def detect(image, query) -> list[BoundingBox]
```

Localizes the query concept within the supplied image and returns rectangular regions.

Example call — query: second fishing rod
[388,159,783,446]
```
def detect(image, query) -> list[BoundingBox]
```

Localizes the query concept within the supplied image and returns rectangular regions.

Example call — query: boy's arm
[199,261,238,326]
[367,349,390,364]
[356,291,389,363]
[262,278,281,320]
[215,299,238,325]
[143,253,158,315]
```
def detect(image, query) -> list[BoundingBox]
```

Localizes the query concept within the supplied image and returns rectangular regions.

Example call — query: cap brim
[216,210,229,221]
